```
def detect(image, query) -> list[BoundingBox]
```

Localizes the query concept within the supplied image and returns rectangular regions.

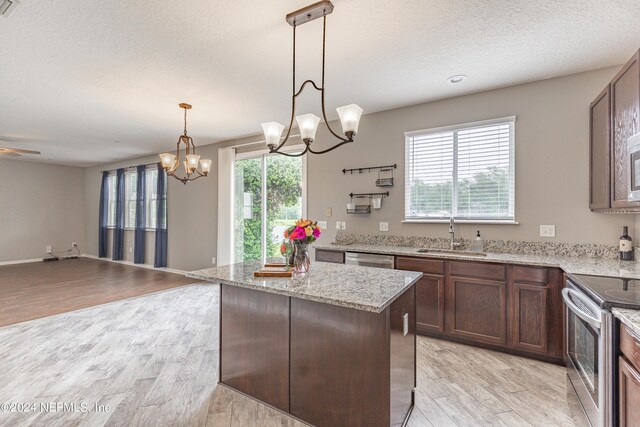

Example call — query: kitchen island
[188,261,422,427]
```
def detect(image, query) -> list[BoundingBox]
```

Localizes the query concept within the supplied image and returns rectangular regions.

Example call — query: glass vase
[293,243,311,273]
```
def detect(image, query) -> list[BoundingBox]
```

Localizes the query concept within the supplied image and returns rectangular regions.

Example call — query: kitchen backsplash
[335,232,636,261]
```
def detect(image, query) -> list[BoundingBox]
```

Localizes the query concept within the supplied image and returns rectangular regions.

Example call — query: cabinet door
[509,282,548,353]
[619,356,640,427]
[446,276,507,346]
[590,86,611,210]
[611,50,640,208]
[415,274,445,334]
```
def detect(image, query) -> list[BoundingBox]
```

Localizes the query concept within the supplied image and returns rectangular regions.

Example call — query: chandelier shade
[158,103,212,184]
[260,1,363,157]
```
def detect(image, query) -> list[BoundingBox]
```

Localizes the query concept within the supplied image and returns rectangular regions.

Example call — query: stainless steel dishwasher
[345,252,395,269]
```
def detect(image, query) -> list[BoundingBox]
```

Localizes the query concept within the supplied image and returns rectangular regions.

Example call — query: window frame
[403,116,517,224]
[105,167,167,231]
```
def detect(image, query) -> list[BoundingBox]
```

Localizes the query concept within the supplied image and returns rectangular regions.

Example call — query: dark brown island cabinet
[619,324,640,426]
[590,49,640,212]
[316,249,564,364]
[211,265,418,427]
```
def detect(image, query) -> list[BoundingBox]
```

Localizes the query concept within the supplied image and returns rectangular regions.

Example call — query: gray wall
[0,159,85,262]
[9,66,635,268]
[306,66,636,245]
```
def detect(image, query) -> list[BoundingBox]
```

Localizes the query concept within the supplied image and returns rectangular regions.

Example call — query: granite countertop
[187,260,422,314]
[314,243,640,279]
[613,308,640,337]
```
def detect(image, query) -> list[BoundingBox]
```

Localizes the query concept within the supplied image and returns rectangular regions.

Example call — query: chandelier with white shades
[261,1,363,157]
[159,103,212,184]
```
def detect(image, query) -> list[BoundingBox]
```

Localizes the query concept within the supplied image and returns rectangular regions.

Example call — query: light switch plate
[317,221,327,230]
[540,225,556,238]
[325,208,332,217]
[336,221,342,230]
[341,221,347,230]
[379,222,389,232]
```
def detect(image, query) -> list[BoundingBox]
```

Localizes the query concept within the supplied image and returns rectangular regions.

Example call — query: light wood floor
[0,283,576,426]
[0,258,200,327]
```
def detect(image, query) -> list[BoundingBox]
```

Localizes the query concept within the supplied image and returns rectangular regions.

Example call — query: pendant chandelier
[261,1,363,157]
[159,103,212,184]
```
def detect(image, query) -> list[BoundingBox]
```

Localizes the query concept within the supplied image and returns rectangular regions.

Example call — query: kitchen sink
[416,248,487,257]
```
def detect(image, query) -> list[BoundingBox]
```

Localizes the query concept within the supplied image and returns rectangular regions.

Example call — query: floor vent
[1,0,16,17]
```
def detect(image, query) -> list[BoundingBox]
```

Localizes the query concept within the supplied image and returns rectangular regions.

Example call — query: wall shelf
[342,164,397,175]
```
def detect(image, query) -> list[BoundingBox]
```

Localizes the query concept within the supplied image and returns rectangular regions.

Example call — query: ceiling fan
[0,147,42,158]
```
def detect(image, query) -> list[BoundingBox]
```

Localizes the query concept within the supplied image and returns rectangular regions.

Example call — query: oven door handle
[562,288,602,329]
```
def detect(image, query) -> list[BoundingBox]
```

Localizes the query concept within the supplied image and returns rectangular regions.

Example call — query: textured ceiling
[1,0,639,166]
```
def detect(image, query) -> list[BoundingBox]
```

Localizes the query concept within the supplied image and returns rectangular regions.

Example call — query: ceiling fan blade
[0,147,41,155]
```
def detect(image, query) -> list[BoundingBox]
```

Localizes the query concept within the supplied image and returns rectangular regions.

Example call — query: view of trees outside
[408,166,509,218]
[234,155,303,262]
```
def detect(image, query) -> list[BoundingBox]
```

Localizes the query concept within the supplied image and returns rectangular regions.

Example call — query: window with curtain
[405,117,515,222]
[106,174,117,227]
[124,171,137,228]
[106,169,166,229]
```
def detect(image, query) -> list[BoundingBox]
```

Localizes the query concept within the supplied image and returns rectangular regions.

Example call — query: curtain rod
[101,162,160,174]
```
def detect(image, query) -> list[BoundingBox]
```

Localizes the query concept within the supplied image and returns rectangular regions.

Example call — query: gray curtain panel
[98,170,109,258]
[134,165,146,264]
[154,163,168,268]
[112,168,125,261]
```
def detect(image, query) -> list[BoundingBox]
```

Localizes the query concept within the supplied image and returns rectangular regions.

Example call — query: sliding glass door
[234,152,304,263]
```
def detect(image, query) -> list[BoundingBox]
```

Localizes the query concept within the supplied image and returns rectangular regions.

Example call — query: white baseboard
[0,258,44,266]
[81,254,187,276]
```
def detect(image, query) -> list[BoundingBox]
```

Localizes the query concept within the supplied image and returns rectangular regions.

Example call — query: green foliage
[409,166,509,218]
[234,156,303,262]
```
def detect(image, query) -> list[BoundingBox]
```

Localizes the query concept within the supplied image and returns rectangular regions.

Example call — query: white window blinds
[405,117,515,221]
[124,171,137,228]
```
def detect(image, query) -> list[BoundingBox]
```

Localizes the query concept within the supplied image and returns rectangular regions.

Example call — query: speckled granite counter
[614,308,640,337]
[188,260,422,313]
[314,243,640,279]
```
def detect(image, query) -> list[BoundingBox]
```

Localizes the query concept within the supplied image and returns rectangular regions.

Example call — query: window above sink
[404,117,516,224]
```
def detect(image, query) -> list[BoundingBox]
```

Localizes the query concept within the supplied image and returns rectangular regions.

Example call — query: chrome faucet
[449,217,461,250]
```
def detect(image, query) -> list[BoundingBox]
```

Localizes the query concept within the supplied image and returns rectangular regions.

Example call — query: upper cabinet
[590,49,640,211]
[590,86,611,210]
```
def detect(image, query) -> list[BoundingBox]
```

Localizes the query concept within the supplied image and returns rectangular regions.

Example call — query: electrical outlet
[325,208,332,217]
[317,221,327,230]
[212,257,216,265]
[379,222,389,232]
[341,221,347,230]
[336,221,342,230]
[129,247,133,253]
[540,225,556,238]
[46,245,52,253]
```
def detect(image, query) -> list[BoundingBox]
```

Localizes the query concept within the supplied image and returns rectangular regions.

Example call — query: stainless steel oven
[563,278,614,427]
[627,133,640,202]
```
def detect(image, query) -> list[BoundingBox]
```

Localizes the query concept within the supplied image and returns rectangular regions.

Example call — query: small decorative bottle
[620,226,633,261]
[473,230,484,253]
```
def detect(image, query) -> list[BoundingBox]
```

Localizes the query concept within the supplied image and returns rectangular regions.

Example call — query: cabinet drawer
[513,266,549,285]
[395,257,444,275]
[621,325,640,371]
[449,261,506,282]
[315,249,344,264]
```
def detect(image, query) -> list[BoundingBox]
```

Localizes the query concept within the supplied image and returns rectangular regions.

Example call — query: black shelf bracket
[342,164,397,175]
[349,191,390,199]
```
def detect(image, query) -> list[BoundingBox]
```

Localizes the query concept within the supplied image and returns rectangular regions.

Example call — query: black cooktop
[569,273,640,309]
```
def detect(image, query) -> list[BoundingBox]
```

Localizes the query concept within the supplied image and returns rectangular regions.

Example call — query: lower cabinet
[619,325,640,427]
[396,256,563,362]
[446,276,507,346]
